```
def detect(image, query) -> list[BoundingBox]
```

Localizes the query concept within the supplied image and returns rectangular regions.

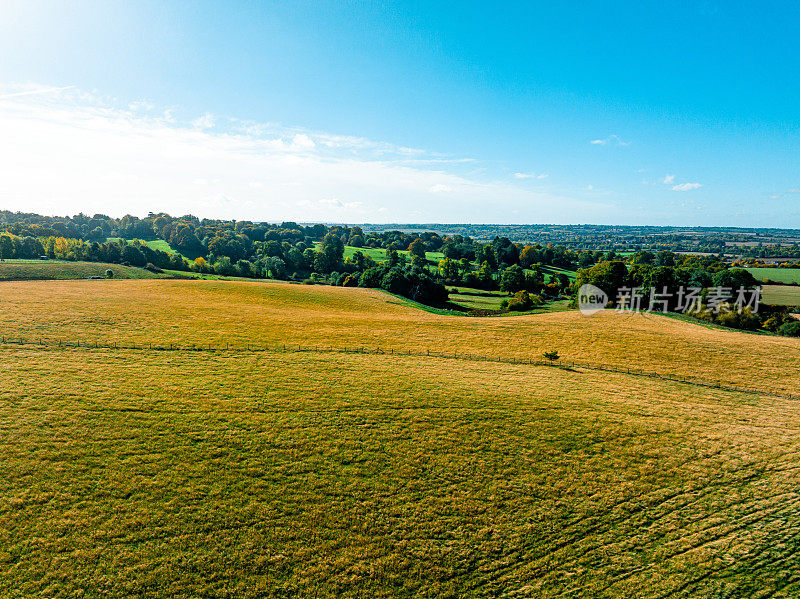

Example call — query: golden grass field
[2,279,799,393]
[2,279,800,596]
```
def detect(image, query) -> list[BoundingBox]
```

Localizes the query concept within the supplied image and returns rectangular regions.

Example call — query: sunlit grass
[0,260,169,280]
[2,279,798,393]
[746,267,800,284]
[3,344,800,596]
[762,284,800,308]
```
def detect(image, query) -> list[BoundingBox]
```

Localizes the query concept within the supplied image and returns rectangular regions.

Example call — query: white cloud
[0,84,605,223]
[192,112,215,130]
[789,188,800,193]
[590,135,630,146]
[0,85,74,99]
[129,100,155,111]
[671,182,702,191]
[290,133,315,151]
[514,172,548,180]
[661,174,675,184]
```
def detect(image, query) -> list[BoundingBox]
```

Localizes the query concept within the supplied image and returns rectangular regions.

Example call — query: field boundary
[1,335,794,402]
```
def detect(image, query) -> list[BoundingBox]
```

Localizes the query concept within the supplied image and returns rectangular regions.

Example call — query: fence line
[0,334,794,402]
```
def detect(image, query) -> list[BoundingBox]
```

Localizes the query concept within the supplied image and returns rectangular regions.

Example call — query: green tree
[507,290,534,311]
[386,248,400,267]
[315,232,345,273]
[408,239,426,261]
[381,269,410,295]
[438,257,460,280]
[574,260,628,304]
[477,261,495,288]
[712,268,758,290]
[0,234,13,260]
[500,265,525,293]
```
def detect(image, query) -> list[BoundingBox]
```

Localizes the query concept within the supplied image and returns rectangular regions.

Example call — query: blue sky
[1,1,799,225]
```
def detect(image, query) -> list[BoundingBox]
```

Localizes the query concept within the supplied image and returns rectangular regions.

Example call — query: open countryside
[3,276,800,597]
[4,2,800,597]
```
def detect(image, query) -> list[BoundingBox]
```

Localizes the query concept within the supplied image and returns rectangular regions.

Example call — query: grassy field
[106,237,191,258]
[540,265,577,281]
[2,279,799,393]
[0,260,171,281]
[3,280,800,596]
[314,242,444,264]
[447,286,509,310]
[762,284,800,308]
[746,267,800,284]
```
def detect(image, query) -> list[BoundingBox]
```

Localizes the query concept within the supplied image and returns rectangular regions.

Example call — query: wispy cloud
[661,174,675,184]
[0,83,602,222]
[590,135,630,146]
[0,85,74,99]
[514,172,548,180]
[671,182,702,191]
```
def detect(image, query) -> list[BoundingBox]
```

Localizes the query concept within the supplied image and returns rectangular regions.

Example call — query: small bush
[507,290,533,311]
[543,350,559,362]
[716,306,761,331]
[302,278,315,285]
[144,263,164,274]
[105,269,114,279]
[778,321,800,337]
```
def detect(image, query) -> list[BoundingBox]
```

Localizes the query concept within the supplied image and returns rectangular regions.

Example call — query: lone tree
[543,350,559,362]
[408,238,427,261]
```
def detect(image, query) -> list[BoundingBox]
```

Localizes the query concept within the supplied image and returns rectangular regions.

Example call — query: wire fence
[1,334,795,402]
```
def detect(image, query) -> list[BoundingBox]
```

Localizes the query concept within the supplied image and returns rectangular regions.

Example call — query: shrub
[358,267,384,288]
[381,269,410,296]
[716,306,761,331]
[342,274,359,287]
[507,290,533,311]
[778,321,800,337]
[302,278,315,285]
[409,278,448,304]
[105,269,114,279]
[144,262,164,273]
[763,310,793,332]
[543,350,559,362]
